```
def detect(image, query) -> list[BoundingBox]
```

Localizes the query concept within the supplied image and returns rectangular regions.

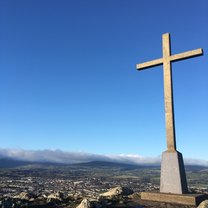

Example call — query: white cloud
[0,148,207,166]
[184,158,208,167]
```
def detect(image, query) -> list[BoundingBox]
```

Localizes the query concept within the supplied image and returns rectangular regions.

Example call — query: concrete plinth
[160,150,188,194]
[141,192,208,206]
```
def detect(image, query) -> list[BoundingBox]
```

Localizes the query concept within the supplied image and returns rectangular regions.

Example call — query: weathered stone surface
[76,198,91,208]
[47,191,64,202]
[198,200,208,208]
[160,151,188,194]
[13,191,31,200]
[76,198,101,208]
[100,186,133,198]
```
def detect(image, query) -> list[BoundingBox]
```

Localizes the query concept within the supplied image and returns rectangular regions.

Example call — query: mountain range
[0,157,207,172]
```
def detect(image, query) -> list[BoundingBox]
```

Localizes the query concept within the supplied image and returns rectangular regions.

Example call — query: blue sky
[0,0,208,161]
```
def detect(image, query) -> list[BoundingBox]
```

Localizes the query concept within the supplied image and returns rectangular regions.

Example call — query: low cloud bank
[0,148,207,166]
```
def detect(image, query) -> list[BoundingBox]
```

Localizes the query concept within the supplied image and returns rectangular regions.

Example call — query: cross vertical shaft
[162,33,176,151]
[136,33,203,153]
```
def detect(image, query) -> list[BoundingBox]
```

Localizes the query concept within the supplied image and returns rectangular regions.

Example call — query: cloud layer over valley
[0,148,207,166]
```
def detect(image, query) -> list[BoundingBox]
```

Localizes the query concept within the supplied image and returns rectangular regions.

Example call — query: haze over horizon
[0,1,208,162]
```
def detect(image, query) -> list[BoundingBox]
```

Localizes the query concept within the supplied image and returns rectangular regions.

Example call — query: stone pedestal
[140,150,208,206]
[141,192,208,206]
[160,150,188,194]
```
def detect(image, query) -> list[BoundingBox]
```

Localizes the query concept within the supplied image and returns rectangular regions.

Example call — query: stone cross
[136,33,203,194]
[136,33,203,152]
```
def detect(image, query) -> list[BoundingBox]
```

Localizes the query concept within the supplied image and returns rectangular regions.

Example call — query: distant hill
[0,158,144,169]
[76,161,208,172]
[0,157,207,172]
[73,160,158,169]
[0,158,32,168]
[0,158,65,168]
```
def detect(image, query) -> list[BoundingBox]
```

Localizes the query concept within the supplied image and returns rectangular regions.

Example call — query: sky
[0,0,208,164]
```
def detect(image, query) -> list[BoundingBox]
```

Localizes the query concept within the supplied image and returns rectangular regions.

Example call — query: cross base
[141,192,208,206]
[160,150,188,194]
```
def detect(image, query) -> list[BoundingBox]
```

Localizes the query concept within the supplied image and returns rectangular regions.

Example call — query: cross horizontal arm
[170,48,203,62]
[136,58,163,70]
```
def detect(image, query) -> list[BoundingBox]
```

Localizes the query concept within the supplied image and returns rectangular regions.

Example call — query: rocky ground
[1,186,208,208]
